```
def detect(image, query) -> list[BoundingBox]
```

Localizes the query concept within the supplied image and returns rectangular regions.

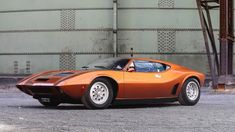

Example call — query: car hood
[20,70,95,86]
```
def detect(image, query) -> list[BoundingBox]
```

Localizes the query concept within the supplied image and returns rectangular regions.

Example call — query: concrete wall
[0,0,228,74]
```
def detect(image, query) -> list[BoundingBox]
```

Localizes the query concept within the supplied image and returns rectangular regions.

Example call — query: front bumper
[17,85,62,97]
[16,85,82,103]
[16,83,85,102]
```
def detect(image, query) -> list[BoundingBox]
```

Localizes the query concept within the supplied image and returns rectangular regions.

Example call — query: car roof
[106,57,176,66]
[112,57,159,61]
[129,57,178,66]
[129,57,162,62]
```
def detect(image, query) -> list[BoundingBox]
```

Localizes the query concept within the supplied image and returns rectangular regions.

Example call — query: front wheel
[81,78,113,109]
[178,78,201,106]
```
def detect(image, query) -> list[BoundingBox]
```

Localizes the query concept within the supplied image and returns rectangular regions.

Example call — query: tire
[178,78,201,106]
[81,78,114,109]
[38,98,60,107]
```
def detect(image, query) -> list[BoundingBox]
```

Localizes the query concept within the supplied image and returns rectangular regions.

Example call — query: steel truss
[196,0,234,89]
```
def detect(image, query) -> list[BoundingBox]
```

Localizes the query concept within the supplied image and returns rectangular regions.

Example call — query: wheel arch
[178,76,201,106]
[176,75,201,96]
[92,76,119,102]
[187,76,201,85]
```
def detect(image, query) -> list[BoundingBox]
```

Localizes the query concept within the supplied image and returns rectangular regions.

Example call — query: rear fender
[176,73,205,96]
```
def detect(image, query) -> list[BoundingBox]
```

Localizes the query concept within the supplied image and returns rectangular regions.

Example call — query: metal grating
[59,49,76,70]
[158,0,175,8]
[26,61,31,74]
[13,61,18,74]
[60,10,76,31]
[157,30,176,53]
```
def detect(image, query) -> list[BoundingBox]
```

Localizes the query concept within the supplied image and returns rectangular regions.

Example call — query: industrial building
[0,0,224,75]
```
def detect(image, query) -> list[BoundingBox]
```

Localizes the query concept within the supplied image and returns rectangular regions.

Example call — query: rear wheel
[81,78,113,109]
[38,98,60,107]
[178,78,200,106]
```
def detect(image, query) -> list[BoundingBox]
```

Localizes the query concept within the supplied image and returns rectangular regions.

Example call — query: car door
[124,60,176,99]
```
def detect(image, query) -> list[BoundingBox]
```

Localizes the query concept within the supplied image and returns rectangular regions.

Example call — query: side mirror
[127,67,135,72]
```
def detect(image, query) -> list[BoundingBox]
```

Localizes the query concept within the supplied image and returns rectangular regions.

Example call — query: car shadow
[13,105,86,110]
[110,102,180,109]
[13,102,180,110]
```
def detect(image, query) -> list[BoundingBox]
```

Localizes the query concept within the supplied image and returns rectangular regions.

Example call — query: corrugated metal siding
[0,0,226,74]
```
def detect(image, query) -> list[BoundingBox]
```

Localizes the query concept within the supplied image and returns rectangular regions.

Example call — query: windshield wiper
[94,66,110,69]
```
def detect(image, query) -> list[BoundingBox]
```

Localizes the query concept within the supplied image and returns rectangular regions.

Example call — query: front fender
[56,71,124,99]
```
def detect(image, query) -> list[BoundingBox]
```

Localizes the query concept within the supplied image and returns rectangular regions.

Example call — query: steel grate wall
[0,0,231,74]
[158,0,175,8]
[60,10,76,31]
[59,48,76,70]
[157,30,176,53]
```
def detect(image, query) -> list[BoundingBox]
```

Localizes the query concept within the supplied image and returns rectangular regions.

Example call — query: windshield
[83,58,130,70]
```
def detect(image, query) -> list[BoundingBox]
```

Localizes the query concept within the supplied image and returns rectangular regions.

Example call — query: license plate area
[29,86,60,95]
[40,98,50,102]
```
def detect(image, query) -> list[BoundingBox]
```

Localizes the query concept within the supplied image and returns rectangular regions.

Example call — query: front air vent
[36,78,49,82]
[171,83,179,95]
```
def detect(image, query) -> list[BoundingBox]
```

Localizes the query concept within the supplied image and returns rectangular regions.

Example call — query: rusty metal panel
[0,32,113,53]
[118,0,196,8]
[117,30,220,53]
[0,11,61,30]
[0,10,112,31]
[0,0,112,11]
[75,10,112,29]
[0,0,230,75]
[118,9,219,29]
[219,0,234,76]
[0,54,114,74]
[118,31,158,53]
[175,31,219,52]
[0,55,59,74]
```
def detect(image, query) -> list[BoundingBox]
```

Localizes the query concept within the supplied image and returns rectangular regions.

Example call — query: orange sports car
[16,58,205,109]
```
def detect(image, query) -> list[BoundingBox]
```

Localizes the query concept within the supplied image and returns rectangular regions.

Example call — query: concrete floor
[0,87,235,132]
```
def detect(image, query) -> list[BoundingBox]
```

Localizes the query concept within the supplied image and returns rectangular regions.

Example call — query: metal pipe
[113,0,118,57]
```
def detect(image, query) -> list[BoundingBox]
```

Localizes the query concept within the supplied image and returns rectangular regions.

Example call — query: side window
[134,61,155,72]
[154,62,166,72]
[113,59,130,70]
[134,60,170,73]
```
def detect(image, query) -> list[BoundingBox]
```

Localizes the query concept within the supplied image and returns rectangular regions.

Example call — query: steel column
[197,0,235,89]
[218,0,234,86]
[219,0,234,75]
[196,0,219,89]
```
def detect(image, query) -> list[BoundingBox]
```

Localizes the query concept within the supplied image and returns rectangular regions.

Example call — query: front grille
[29,86,60,95]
